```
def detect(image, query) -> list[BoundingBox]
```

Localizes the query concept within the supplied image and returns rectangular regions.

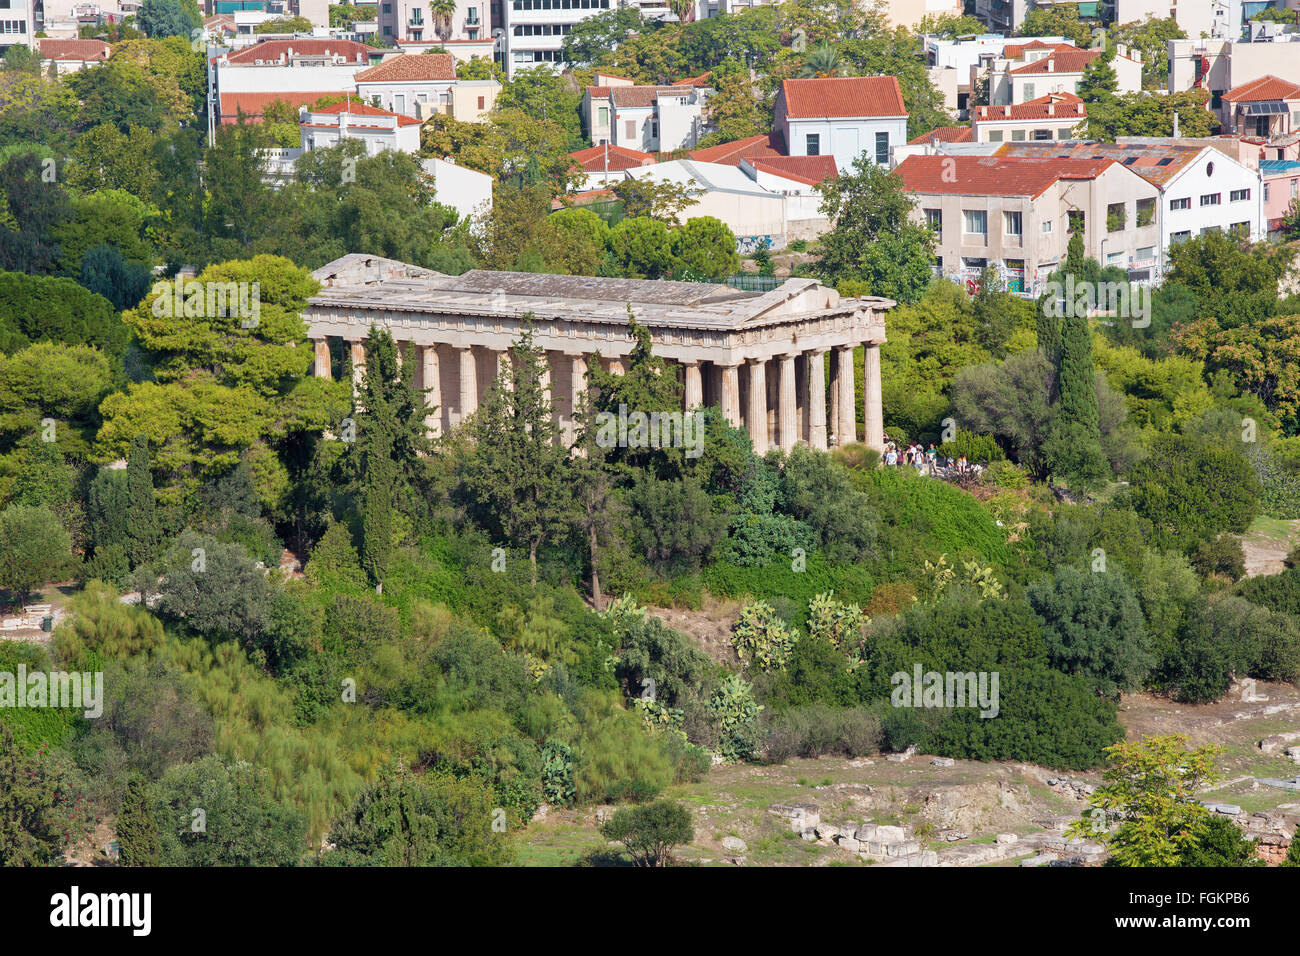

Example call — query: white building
[986,42,1143,107]
[353,52,458,116]
[0,0,38,52]
[971,92,1085,143]
[37,37,110,72]
[299,100,423,154]
[774,76,909,174]
[212,38,380,126]
[582,74,712,151]
[1116,0,1243,43]
[502,0,613,76]
[997,141,1264,279]
[421,156,494,219]
[924,33,1070,116]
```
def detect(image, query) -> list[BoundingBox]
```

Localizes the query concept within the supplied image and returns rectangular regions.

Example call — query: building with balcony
[985,42,1143,106]
[1219,75,1300,139]
[299,99,423,155]
[896,154,1162,294]
[0,0,38,52]
[353,51,458,116]
[502,0,612,76]
[582,75,713,152]
[211,38,381,125]
[375,0,488,45]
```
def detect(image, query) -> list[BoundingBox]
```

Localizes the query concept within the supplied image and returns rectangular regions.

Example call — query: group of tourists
[880,439,975,477]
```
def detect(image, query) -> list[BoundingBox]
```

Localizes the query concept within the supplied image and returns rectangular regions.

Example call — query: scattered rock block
[931,757,955,767]
[769,803,820,831]
[875,825,907,844]
[721,836,747,854]
[995,833,1019,845]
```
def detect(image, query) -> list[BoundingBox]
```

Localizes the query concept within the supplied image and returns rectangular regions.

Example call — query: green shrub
[1190,535,1245,581]
[761,704,881,762]
[708,674,762,762]
[939,429,1005,464]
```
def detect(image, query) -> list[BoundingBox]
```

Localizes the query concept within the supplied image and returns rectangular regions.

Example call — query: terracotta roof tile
[223,39,376,66]
[219,91,338,122]
[744,155,838,186]
[1009,50,1101,75]
[37,38,109,61]
[687,133,785,165]
[1225,75,1300,102]
[569,144,657,171]
[907,125,973,145]
[975,92,1086,122]
[779,75,907,119]
[308,100,422,126]
[995,141,1206,188]
[354,53,455,83]
[895,154,1116,199]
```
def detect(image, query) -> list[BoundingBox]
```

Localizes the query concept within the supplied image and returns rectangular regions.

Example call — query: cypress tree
[117,775,160,867]
[354,328,402,591]
[125,435,159,567]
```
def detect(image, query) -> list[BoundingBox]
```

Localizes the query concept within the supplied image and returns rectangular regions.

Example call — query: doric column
[746,358,768,455]
[421,345,441,438]
[683,360,703,410]
[829,351,841,444]
[720,363,742,428]
[567,354,587,447]
[538,351,551,397]
[458,346,477,422]
[778,353,798,452]
[313,338,331,379]
[494,348,512,391]
[863,342,885,453]
[806,349,827,451]
[836,344,856,445]
[349,340,366,393]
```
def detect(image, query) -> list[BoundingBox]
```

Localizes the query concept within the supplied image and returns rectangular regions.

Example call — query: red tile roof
[219,91,338,123]
[975,92,1085,122]
[907,125,973,145]
[1001,41,1079,59]
[586,85,699,108]
[223,39,376,66]
[307,100,422,126]
[779,75,907,119]
[1009,50,1101,75]
[551,188,616,210]
[995,141,1206,188]
[744,155,838,186]
[895,154,1116,199]
[37,38,109,61]
[1225,75,1300,102]
[569,144,657,171]
[354,53,455,83]
[687,132,785,165]
[672,72,711,86]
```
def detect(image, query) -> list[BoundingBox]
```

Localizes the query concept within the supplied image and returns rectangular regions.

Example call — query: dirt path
[1241,518,1300,578]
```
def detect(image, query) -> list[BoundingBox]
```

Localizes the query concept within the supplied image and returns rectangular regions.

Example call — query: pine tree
[125,435,159,568]
[117,775,160,867]
[462,322,573,585]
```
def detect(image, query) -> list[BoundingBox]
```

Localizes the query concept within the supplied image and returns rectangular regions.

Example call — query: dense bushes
[761,704,882,762]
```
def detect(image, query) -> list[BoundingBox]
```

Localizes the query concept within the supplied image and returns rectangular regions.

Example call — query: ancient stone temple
[305,254,891,453]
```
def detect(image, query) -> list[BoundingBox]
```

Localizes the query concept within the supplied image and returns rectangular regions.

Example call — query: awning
[1245,101,1288,116]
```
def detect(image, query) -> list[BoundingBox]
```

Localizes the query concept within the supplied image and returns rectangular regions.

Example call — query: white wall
[783,117,908,173]
[423,157,494,220]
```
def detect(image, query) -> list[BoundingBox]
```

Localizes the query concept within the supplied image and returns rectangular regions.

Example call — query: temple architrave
[305,254,892,453]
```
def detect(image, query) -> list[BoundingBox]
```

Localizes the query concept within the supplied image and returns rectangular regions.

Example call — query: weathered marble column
[829,351,841,445]
[349,340,366,393]
[313,338,331,379]
[458,346,477,422]
[720,363,742,428]
[746,358,768,455]
[777,353,798,452]
[863,342,885,453]
[836,344,856,445]
[494,349,512,391]
[683,360,703,410]
[421,344,441,438]
[806,349,827,451]
[567,354,586,447]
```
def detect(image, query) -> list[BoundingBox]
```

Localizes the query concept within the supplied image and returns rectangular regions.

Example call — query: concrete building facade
[303,255,893,454]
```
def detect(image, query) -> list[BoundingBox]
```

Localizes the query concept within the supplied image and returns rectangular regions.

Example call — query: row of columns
[314,338,884,454]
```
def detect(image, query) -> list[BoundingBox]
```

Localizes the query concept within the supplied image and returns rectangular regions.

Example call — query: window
[963,209,987,236]
[382,2,390,10]
[1032,128,1053,141]
[1136,197,1155,227]
[1201,226,1220,235]
[1170,230,1191,244]
[1136,246,1154,262]
[1057,128,1071,140]
[1200,193,1221,206]
[1023,83,1035,99]
[597,106,608,125]
[1011,129,1026,141]
[1230,222,1250,237]
[467,7,479,23]
[410,8,422,23]
[988,130,1003,142]
[875,131,889,165]
[1107,252,1124,265]
[1292,179,1298,199]
[1230,188,1251,202]
[1106,202,1125,232]
[805,133,820,155]
[383,24,392,34]
[1041,220,1053,234]
[478,96,485,109]
[1264,183,1271,202]
[1004,210,1022,237]
[1068,209,1085,234]
[924,208,942,231]
[1170,197,1190,211]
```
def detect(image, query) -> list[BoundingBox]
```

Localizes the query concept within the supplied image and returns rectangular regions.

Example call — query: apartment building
[582,75,712,152]
[1219,75,1300,138]
[999,141,1263,279]
[300,100,423,154]
[924,34,1071,116]
[502,0,612,76]
[1260,159,1300,230]
[1117,0,1244,43]
[895,154,1162,294]
[211,38,380,125]
[971,92,1086,143]
[774,76,909,173]
[353,52,458,116]
[375,0,488,45]
[0,0,38,52]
